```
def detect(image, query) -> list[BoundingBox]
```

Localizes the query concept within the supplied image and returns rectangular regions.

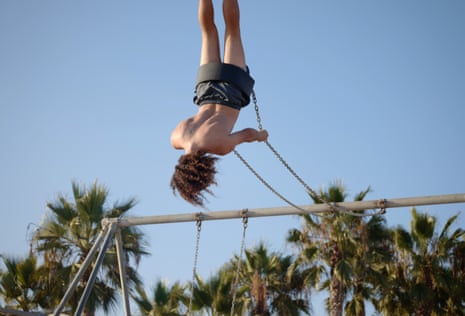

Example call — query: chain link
[188,214,202,315]
[252,91,263,131]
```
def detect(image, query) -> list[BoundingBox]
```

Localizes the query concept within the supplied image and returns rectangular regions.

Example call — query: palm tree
[0,255,41,312]
[189,270,238,316]
[232,242,310,316]
[375,208,465,316]
[0,251,74,314]
[450,233,465,315]
[287,182,391,316]
[31,181,149,316]
[133,280,186,316]
[345,214,392,316]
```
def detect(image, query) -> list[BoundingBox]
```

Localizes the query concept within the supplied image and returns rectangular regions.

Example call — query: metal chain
[252,91,263,131]
[188,214,202,315]
[230,210,248,316]
[250,90,338,211]
[233,149,308,213]
[238,90,382,217]
[263,139,323,204]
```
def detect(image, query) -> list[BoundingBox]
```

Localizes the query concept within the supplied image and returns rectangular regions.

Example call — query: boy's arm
[205,128,268,156]
[230,128,268,146]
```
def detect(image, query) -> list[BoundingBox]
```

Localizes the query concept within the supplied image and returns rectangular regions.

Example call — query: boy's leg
[199,0,221,65]
[223,0,246,69]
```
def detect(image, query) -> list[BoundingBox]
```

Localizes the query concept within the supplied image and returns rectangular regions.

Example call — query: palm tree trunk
[329,243,344,316]
[415,264,434,316]
[329,276,344,316]
[252,271,268,315]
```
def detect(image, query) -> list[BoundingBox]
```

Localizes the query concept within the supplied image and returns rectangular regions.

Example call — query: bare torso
[171,103,268,155]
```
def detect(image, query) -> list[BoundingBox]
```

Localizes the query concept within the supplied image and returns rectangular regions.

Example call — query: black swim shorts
[193,63,255,110]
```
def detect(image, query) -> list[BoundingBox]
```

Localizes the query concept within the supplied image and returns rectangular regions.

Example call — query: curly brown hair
[170,152,219,207]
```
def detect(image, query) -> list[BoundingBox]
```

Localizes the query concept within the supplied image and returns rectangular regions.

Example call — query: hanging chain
[230,210,249,316]
[188,214,202,315]
[252,92,263,131]
[236,90,383,217]
[233,149,308,213]
[250,90,338,212]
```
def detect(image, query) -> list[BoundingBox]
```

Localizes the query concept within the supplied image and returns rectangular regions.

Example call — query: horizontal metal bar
[107,193,465,228]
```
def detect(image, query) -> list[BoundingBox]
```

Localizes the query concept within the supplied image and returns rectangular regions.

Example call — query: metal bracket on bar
[240,208,249,226]
[378,199,387,214]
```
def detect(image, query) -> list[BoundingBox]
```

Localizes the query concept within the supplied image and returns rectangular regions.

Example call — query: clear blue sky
[1,0,464,315]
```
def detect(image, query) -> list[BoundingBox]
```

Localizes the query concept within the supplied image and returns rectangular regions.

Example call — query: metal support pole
[115,193,465,227]
[53,226,109,316]
[74,221,117,316]
[115,227,131,316]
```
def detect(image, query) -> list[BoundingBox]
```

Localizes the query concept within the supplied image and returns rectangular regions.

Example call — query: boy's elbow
[216,144,234,156]
[170,136,181,150]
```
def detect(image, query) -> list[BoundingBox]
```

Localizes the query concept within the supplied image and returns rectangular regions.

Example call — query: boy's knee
[224,11,241,36]
[201,22,218,36]
[223,1,240,27]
